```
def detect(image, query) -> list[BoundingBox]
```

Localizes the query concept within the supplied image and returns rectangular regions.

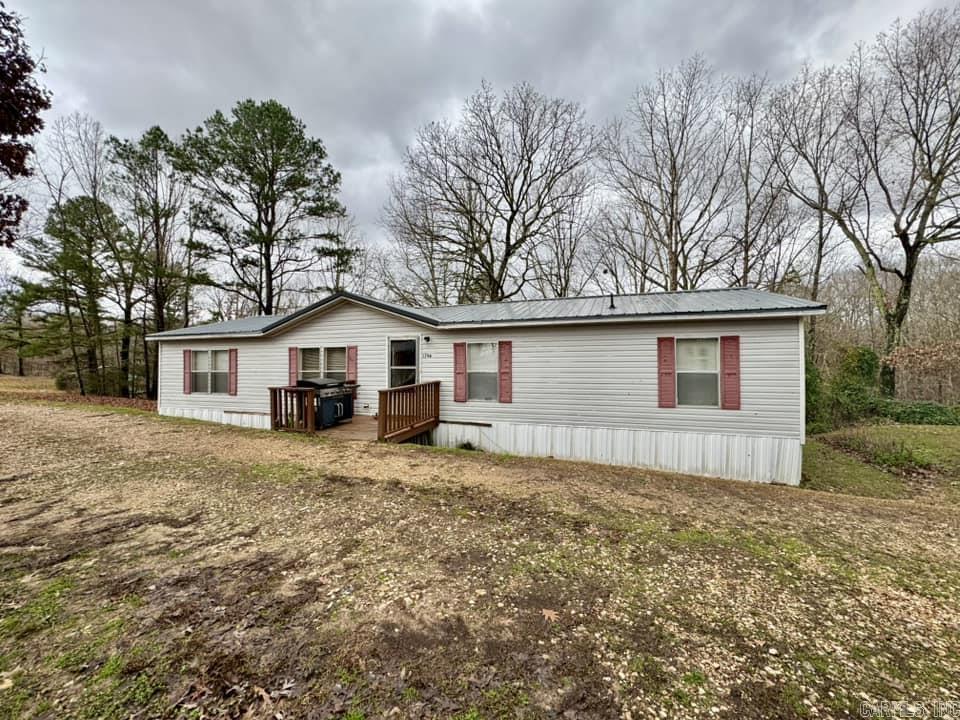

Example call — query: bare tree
[773,8,960,395]
[286,216,374,304]
[601,56,737,291]
[586,204,656,294]
[725,75,807,288]
[527,194,598,297]
[383,81,597,303]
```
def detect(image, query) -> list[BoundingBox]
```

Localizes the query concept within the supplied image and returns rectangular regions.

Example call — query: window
[389,339,417,388]
[676,338,719,407]
[324,347,347,382]
[467,342,498,400]
[191,349,229,394]
[299,347,346,381]
[299,348,323,381]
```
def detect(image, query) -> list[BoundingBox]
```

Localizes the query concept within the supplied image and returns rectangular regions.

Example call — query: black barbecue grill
[296,378,356,428]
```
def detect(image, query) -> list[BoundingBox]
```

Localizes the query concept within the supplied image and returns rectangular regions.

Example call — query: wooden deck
[267,381,441,443]
[322,415,379,441]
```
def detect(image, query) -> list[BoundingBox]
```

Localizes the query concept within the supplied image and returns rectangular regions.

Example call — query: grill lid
[296,377,344,389]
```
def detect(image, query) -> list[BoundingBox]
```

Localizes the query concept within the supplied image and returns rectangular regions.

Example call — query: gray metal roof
[148,288,825,340]
[425,288,823,325]
[152,315,281,337]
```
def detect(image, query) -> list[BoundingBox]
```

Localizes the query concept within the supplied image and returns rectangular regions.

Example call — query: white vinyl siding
[425,318,802,439]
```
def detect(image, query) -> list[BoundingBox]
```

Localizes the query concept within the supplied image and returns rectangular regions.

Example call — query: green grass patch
[0,578,74,639]
[823,428,934,473]
[848,424,960,473]
[681,669,708,686]
[247,462,308,483]
[801,440,907,499]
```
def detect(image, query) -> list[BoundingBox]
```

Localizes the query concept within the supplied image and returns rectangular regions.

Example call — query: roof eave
[145,332,266,342]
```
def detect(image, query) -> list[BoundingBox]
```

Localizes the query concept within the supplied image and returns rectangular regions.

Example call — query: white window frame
[387,337,419,388]
[675,337,720,408]
[466,341,500,402]
[191,349,229,395]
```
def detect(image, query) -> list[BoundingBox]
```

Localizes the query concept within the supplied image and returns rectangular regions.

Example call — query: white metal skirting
[433,422,802,485]
[160,406,272,430]
[159,406,800,485]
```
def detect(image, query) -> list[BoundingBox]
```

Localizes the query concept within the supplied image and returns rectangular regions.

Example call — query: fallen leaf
[541,608,559,623]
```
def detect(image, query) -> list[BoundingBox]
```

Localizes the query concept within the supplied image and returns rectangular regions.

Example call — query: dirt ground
[1,398,959,719]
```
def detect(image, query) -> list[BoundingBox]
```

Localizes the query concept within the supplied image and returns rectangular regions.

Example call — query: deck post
[306,389,316,432]
[378,390,387,440]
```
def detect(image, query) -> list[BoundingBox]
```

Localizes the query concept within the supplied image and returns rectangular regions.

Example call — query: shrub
[825,430,933,473]
[808,345,960,432]
[54,369,78,392]
[822,346,881,427]
[875,399,960,425]
[805,359,822,424]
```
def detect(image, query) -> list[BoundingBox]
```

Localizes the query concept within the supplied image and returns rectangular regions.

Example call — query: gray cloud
[22,0,933,244]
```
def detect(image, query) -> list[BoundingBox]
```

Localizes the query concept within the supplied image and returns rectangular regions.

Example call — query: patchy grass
[801,440,908,499]
[803,422,960,501]
[1,386,959,717]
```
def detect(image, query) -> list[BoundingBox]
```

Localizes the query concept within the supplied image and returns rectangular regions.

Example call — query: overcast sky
[20,0,935,245]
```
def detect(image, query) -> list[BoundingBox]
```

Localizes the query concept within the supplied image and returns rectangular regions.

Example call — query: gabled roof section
[147,288,826,340]
[425,287,824,325]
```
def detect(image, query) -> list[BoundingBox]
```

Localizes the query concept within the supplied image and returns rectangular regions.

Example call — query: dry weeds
[0,400,958,719]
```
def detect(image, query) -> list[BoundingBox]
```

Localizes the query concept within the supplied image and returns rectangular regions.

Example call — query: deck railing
[268,386,316,432]
[377,380,441,443]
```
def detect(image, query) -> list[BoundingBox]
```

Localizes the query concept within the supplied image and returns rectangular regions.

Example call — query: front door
[388,338,418,388]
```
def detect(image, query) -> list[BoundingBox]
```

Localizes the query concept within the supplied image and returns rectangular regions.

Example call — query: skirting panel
[433,422,802,485]
[160,406,272,430]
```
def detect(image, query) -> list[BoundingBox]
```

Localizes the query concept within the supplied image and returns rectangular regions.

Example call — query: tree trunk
[807,208,827,360]
[119,306,133,398]
[263,239,275,315]
[67,317,85,396]
[14,312,25,377]
[878,238,921,398]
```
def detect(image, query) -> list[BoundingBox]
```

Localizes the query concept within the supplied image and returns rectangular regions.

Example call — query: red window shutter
[346,345,358,383]
[657,337,676,408]
[498,340,512,403]
[288,347,298,386]
[453,342,467,402]
[720,335,741,410]
[183,349,192,395]
[228,348,238,396]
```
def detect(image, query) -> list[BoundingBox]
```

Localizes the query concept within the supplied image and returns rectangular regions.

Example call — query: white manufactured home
[147,288,825,485]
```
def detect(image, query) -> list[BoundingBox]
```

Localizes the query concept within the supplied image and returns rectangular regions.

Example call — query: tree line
[378,6,960,399]
[1,4,959,403]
